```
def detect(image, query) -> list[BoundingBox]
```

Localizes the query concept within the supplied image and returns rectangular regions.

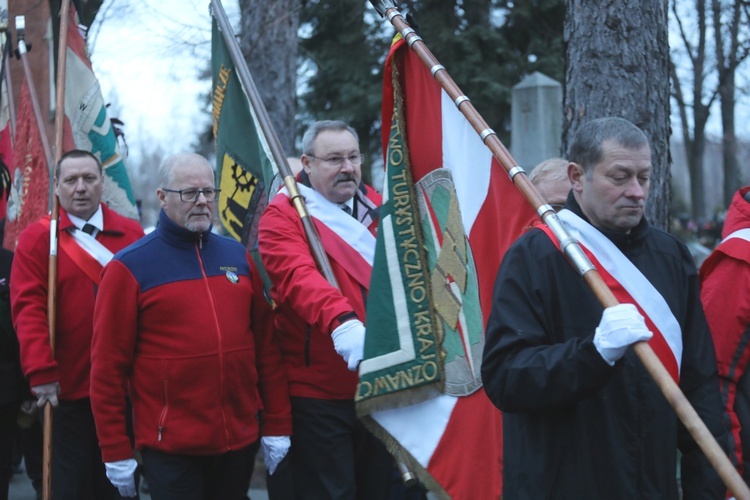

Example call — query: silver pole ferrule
[454,95,469,108]
[480,129,496,141]
[543,214,595,276]
[430,64,445,77]
[507,166,525,180]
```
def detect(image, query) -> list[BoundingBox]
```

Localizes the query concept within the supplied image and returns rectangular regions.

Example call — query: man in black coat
[482,117,728,499]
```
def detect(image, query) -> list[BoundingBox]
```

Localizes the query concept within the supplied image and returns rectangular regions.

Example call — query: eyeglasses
[307,154,365,167]
[162,188,221,203]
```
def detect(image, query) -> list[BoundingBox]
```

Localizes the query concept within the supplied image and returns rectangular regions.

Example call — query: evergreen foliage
[297,0,565,180]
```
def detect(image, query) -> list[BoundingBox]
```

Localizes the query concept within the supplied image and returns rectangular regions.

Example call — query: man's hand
[594,303,653,365]
[31,382,60,408]
[331,319,365,371]
[261,435,291,475]
[104,459,138,497]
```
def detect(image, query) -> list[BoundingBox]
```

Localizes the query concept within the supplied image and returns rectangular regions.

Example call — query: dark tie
[341,205,353,216]
[81,223,96,235]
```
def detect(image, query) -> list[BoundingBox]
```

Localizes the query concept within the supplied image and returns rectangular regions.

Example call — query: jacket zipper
[196,242,232,447]
[157,379,168,441]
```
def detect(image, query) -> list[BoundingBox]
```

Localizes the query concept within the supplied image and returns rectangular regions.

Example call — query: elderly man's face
[302,129,362,204]
[55,156,104,220]
[571,139,651,233]
[158,159,216,233]
[536,176,571,210]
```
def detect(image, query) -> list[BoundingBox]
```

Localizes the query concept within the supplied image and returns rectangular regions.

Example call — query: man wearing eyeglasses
[11,150,144,499]
[90,153,291,499]
[259,121,392,499]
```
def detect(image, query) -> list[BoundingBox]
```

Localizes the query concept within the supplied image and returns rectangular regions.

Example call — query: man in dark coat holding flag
[482,117,728,499]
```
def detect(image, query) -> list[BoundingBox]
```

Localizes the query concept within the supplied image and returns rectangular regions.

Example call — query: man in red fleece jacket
[259,121,392,499]
[11,150,144,499]
[90,153,291,499]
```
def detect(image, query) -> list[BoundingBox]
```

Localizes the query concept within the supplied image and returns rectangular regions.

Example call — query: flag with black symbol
[211,16,277,250]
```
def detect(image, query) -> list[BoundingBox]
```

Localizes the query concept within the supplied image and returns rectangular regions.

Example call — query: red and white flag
[357,36,535,498]
[3,82,49,250]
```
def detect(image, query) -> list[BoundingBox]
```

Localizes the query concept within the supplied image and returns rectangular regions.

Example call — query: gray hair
[529,157,569,187]
[567,117,649,178]
[157,153,212,188]
[301,120,359,155]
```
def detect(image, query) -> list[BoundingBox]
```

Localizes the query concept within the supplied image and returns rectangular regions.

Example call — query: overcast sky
[88,0,240,164]
[87,0,748,170]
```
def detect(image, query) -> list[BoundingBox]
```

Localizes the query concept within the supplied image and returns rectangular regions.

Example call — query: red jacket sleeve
[10,223,58,388]
[258,200,355,335]
[249,259,292,436]
[90,260,140,462]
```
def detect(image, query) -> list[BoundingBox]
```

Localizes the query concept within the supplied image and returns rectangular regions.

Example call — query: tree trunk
[688,128,707,221]
[713,0,743,208]
[720,84,738,208]
[240,0,300,156]
[563,0,670,229]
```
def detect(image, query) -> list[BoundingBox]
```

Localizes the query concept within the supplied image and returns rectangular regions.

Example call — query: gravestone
[511,72,562,172]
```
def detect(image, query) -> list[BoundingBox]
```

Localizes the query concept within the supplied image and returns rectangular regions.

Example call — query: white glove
[593,303,653,365]
[331,319,365,371]
[31,382,60,408]
[261,435,291,475]
[105,459,138,497]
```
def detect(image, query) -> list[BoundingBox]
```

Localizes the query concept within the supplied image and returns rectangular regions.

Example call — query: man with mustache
[10,150,144,499]
[258,121,392,499]
[482,117,727,498]
[89,153,291,499]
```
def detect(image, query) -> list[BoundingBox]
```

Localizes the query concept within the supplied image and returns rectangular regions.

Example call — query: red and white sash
[540,210,682,382]
[41,218,114,285]
[720,228,750,246]
[279,184,375,290]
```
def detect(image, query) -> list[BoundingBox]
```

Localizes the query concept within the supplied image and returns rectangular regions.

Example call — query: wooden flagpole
[369,1,749,498]
[0,1,15,140]
[210,0,416,485]
[38,0,71,498]
[210,0,338,288]
[14,13,59,499]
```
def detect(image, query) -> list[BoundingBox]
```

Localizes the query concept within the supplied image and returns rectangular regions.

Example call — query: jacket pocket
[304,324,311,366]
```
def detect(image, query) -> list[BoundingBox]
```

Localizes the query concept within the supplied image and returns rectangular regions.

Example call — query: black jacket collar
[565,192,649,250]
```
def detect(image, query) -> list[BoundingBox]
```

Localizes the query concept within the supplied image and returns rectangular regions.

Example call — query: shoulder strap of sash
[536,210,682,382]
[40,218,109,285]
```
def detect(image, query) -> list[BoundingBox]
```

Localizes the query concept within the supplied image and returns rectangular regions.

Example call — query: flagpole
[15,13,60,500]
[0,1,15,141]
[3,40,16,141]
[369,2,748,498]
[210,0,338,288]
[40,1,70,498]
[15,17,54,206]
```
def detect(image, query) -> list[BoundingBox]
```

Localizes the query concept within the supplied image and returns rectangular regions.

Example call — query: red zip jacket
[258,184,381,400]
[90,210,291,462]
[701,185,750,481]
[10,205,144,399]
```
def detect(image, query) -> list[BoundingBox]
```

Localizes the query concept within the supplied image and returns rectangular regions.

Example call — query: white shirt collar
[340,197,354,213]
[68,205,104,232]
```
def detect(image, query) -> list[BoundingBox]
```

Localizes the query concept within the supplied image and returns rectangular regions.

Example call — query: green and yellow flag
[211,17,277,250]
